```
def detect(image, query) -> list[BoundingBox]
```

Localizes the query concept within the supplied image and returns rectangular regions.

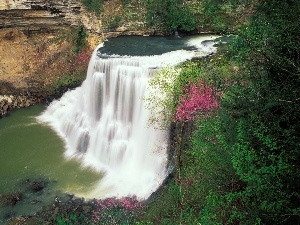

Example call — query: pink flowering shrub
[92,196,143,224]
[176,81,220,121]
[73,50,90,66]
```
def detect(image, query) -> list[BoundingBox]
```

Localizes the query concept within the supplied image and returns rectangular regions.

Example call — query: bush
[108,16,122,31]
[81,0,103,15]
[47,72,86,97]
[144,0,196,34]
[92,197,143,224]
[73,25,87,53]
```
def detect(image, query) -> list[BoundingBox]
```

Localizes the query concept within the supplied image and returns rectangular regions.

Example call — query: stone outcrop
[0,0,104,34]
[0,1,101,118]
[0,0,81,29]
[0,0,148,35]
[0,92,45,117]
[0,193,23,207]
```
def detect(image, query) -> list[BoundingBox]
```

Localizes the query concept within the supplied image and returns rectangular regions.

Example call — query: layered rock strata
[0,0,81,29]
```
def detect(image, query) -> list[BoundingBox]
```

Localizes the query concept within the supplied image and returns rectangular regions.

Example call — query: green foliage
[47,72,86,97]
[121,0,132,6]
[231,118,292,220]
[94,208,138,225]
[144,0,196,33]
[140,181,185,224]
[143,0,299,224]
[108,16,122,31]
[214,1,300,223]
[145,66,180,128]
[190,117,237,188]
[81,0,103,15]
[54,213,90,225]
[73,25,87,53]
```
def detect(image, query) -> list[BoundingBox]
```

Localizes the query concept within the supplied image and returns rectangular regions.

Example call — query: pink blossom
[175,81,220,121]
[73,50,90,66]
[91,196,144,223]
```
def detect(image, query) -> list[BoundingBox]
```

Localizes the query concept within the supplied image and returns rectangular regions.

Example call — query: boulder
[25,178,48,193]
[0,193,22,207]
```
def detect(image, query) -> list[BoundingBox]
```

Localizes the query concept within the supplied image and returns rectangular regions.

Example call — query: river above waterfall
[98,35,219,56]
[0,34,220,221]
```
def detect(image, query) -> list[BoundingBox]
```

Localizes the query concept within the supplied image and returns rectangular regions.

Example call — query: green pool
[0,105,102,221]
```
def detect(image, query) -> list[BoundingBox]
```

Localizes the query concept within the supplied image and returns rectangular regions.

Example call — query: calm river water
[0,105,101,220]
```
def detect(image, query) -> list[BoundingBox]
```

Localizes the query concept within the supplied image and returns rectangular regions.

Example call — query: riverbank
[0,93,45,117]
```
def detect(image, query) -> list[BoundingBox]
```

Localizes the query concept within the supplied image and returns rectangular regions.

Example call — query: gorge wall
[0,0,102,116]
[0,0,106,33]
[0,0,148,90]
[1,0,84,29]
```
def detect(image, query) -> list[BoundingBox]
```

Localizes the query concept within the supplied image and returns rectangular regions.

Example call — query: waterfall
[37,35,219,199]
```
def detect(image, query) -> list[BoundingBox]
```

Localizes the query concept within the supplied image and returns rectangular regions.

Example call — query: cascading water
[37,35,219,200]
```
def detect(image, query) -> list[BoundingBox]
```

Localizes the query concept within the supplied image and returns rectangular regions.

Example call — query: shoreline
[0,92,46,118]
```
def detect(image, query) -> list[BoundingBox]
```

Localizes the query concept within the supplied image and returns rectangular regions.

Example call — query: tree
[144,0,196,34]
[81,0,103,15]
[216,0,300,223]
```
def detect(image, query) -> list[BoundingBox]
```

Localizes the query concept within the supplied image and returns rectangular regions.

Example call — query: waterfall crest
[38,35,219,199]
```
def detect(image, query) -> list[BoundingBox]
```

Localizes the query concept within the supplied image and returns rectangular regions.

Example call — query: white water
[37,35,218,200]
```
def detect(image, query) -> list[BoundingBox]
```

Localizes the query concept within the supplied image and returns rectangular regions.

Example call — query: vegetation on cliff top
[82,0,254,34]
[81,0,103,15]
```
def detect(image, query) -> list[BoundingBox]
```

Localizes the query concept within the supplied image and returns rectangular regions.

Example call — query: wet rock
[27,179,48,193]
[116,26,127,32]
[0,92,47,118]
[3,212,15,221]
[25,99,31,107]
[3,104,9,112]
[53,207,59,216]
[67,193,74,200]
[0,193,22,207]
[5,216,28,225]
[31,199,40,204]
[83,205,91,213]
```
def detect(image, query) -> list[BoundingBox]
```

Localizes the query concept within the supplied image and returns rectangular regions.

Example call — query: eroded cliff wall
[0,0,104,33]
[0,0,102,116]
[1,0,79,28]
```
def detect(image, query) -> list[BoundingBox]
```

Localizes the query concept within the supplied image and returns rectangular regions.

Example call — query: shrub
[176,81,220,121]
[92,197,143,224]
[73,25,87,53]
[144,0,196,34]
[108,16,122,31]
[81,0,103,15]
[47,72,86,97]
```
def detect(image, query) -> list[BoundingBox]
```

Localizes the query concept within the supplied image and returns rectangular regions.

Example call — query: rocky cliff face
[2,0,152,34]
[0,0,99,117]
[0,0,81,28]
